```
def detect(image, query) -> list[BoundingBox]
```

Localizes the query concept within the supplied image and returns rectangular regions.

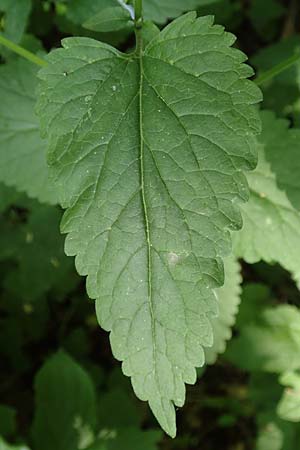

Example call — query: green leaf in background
[248,0,285,41]
[204,258,241,364]
[0,183,24,213]
[227,305,300,373]
[98,389,141,428]
[260,111,300,211]
[0,405,16,438]
[67,0,221,26]
[256,422,284,450]
[66,0,115,26]
[95,428,161,450]
[0,437,30,450]
[32,351,97,450]
[252,37,300,120]
[2,200,75,302]
[234,111,300,284]
[142,0,221,24]
[0,57,57,205]
[0,0,31,43]
[235,283,272,329]
[197,0,241,30]
[83,7,133,33]
[37,12,261,436]
[253,36,300,87]
[277,372,300,423]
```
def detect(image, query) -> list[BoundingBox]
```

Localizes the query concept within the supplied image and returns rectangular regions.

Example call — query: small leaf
[37,13,261,436]
[32,351,97,450]
[83,7,133,33]
[141,21,160,47]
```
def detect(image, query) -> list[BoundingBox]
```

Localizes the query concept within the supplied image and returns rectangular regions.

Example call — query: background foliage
[0,0,300,449]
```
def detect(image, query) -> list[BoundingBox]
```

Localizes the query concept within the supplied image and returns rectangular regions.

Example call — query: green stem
[134,0,143,54]
[134,0,143,23]
[255,53,300,86]
[0,35,47,67]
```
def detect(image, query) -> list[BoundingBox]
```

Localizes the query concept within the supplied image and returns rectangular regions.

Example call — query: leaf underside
[37,13,261,436]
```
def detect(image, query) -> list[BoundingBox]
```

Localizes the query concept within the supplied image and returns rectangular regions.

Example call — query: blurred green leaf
[32,351,97,450]
[0,437,30,450]
[249,0,285,41]
[3,202,76,302]
[236,283,272,329]
[256,422,284,450]
[83,7,133,33]
[252,37,300,119]
[277,372,300,422]
[0,57,57,205]
[234,111,300,284]
[88,428,161,450]
[0,406,16,438]
[260,111,300,211]
[0,0,31,43]
[227,305,300,373]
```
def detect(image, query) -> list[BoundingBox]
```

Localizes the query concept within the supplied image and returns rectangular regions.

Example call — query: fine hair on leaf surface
[36,11,261,436]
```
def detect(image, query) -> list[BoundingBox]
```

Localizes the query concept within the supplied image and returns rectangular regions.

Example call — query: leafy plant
[0,0,300,449]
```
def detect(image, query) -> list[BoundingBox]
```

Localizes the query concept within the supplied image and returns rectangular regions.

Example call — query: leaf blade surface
[37,13,261,435]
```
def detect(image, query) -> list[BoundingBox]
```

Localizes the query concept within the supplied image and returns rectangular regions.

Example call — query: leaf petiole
[134,0,143,25]
[0,34,47,67]
[134,0,143,54]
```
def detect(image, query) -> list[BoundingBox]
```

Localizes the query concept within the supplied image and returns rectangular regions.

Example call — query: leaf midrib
[137,37,157,384]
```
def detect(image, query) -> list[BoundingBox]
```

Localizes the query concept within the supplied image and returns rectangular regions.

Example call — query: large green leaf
[32,351,97,450]
[0,58,57,205]
[234,111,300,283]
[37,13,261,436]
